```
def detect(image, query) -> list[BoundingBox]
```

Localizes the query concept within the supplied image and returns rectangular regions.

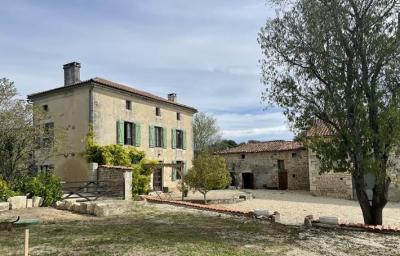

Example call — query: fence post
[123,170,132,200]
[24,229,29,256]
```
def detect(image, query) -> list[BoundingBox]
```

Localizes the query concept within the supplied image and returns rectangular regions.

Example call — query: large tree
[193,112,222,153]
[0,78,61,182]
[259,0,400,225]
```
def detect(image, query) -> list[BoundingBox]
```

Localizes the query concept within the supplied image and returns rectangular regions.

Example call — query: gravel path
[216,189,400,225]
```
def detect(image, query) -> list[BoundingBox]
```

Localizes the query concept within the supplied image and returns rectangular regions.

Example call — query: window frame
[126,100,132,110]
[176,129,184,149]
[124,121,135,145]
[154,126,163,147]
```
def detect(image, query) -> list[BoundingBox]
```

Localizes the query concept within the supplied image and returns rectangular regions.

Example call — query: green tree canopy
[259,0,400,225]
[193,112,222,153]
[185,152,231,203]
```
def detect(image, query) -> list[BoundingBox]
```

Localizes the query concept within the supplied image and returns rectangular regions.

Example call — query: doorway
[242,173,254,189]
[153,166,163,191]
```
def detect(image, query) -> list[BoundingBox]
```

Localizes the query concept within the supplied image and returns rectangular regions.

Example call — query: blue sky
[0,0,294,143]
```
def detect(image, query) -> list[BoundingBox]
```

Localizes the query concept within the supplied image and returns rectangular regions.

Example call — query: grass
[0,203,398,256]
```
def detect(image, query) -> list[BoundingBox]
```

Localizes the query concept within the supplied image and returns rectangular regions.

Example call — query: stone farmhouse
[220,127,400,202]
[218,140,309,190]
[27,62,197,191]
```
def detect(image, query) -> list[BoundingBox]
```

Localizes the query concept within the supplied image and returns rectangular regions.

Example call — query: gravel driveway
[209,189,400,226]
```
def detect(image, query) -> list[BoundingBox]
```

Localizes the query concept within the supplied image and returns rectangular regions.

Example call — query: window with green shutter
[171,128,177,149]
[171,161,176,181]
[162,127,167,149]
[117,120,124,145]
[183,130,187,150]
[134,123,141,147]
[149,125,155,148]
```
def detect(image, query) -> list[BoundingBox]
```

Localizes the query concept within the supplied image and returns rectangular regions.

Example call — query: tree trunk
[203,193,207,204]
[353,173,390,225]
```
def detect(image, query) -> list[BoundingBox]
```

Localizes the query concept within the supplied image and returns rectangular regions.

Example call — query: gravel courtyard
[187,189,400,226]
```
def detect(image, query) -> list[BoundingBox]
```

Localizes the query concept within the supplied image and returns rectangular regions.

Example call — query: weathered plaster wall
[221,149,309,190]
[92,87,195,191]
[32,86,90,181]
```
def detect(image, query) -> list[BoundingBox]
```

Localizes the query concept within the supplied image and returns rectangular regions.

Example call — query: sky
[0,0,294,143]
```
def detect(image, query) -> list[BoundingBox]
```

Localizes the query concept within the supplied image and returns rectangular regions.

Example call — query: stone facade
[28,63,197,192]
[308,149,400,202]
[221,148,309,190]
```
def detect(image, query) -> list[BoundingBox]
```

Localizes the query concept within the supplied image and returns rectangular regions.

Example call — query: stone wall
[308,150,353,199]
[221,149,309,190]
[97,165,132,200]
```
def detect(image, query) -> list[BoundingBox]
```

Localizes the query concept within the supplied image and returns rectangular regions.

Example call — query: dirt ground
[177,189,400,226]
[0,203,399,256]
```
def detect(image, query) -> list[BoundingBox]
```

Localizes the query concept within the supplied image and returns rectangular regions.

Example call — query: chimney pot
[168,93,177,103]
[63,62,81,86]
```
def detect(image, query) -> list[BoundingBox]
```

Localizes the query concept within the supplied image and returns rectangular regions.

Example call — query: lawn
[0,203,399,256]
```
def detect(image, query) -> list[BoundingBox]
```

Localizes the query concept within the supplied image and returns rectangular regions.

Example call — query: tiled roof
[217,140,304,154]
[27,77,197,112]
[307,120,334,137]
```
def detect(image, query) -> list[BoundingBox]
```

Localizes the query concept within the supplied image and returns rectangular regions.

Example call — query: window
[42,122,54,147]
[292,152,297,158]
[126,100,131,110]
[43,105,48,112]
[156,107,161,116]
[277,160,285,171]
[176,130,184,149]
[155,126,163,147]
[177,112,181,120]
[124,122,134,145]
[241,154,246,159]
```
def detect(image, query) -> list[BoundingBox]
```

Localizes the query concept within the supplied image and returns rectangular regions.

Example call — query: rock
[93,201,132,217]
[8,196,27,210]
[26,199,33,208]
[55,201,64,209]
[72,202,81,212]
[32,196,43,207]
[319,216,339,225]
[304,215,314,227]
[271,211,280,222]
[0,202,9,212]
[253,209,270,217]
[64,200,76,211]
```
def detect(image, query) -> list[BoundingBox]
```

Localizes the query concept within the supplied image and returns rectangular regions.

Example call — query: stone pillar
[123,170,132,200]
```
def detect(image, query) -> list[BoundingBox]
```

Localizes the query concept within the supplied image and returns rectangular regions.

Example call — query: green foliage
[24,173,62,206]
[259,0,400,224]
[0,178,17,202]
[84,130,154,196]
[185,152,231,203]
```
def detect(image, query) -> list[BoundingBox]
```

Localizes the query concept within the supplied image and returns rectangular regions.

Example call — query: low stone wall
[97,165,132,200]
[0,196,43,212]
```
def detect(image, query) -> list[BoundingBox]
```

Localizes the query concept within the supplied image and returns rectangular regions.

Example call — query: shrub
[13,173,62,206]
[0,178,17,201]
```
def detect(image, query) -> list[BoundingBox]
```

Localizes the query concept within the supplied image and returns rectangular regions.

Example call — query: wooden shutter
[134,123,141,147]
[183,130,187,150]
[149,125,155,148]
[171,161,176,181]
[171,128,176,149]
[162,127,167,149]
[117,120,124,145]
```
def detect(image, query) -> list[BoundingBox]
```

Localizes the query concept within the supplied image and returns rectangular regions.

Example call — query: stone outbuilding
[218,140,309,190]
[308,122,400,201]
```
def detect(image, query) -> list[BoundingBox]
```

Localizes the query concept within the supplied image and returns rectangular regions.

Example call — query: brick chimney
[63,62,81,86]
[167,93,177,102]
